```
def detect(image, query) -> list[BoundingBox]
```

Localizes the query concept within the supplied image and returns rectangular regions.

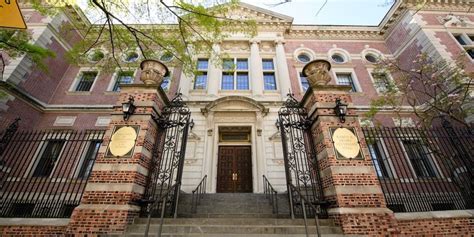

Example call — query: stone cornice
[286,26,384,40]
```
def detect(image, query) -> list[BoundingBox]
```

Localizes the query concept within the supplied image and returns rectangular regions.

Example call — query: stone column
[68,84,167,235]
[250,39,264,97]
[202,111,215,193]
[302,85,398,235]
[275,39,291,99]
[207,43,221,97]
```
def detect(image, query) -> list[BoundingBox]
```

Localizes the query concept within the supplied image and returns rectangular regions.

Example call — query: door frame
[216,145,253,193]
[207,123,263,193]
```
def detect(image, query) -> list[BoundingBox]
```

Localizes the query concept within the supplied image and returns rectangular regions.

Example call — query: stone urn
[139,59,169,85]
[302,59,332,87]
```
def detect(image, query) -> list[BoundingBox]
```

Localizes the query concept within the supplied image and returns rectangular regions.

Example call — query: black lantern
[122,95,136,121]
[334,98,348,123]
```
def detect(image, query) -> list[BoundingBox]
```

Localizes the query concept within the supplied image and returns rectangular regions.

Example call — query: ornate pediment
[201,96,269,115]
[226,3,293,24]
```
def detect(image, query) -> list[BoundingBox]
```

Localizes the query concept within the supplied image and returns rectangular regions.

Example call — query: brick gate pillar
[302,85,398,235]
[67,84,168,235]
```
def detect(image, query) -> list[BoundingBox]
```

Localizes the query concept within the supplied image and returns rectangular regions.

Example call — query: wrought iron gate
[277,93,326,218]
[140,93,191,218]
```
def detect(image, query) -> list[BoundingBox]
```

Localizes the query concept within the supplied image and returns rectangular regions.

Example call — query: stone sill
[395,209,474,221]
[65,91,91,96]
[0,218,70,226]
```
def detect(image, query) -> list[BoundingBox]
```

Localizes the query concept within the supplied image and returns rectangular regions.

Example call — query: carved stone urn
[139,59,169,85]
[302,59,332,87]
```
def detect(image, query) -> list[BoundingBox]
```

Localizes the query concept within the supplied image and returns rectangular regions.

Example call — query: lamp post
[334,98,348,123]
[122,95,136,121]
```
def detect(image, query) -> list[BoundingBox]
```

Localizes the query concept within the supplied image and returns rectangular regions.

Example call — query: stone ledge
[328,207,393,215]
[324,185,383,196]
[320,166,375,178]
[84,183,145,193]
[395,209,474,221]
[92,163,149,176]
[0,218,70,226]
[74,204,141,211]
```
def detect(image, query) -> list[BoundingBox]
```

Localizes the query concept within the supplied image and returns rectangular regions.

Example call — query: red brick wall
[0,225,67,237]
[397,217,474,236]
[19,38,71,103]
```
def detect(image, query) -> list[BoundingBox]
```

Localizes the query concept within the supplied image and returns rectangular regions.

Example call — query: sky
[242,0,395,25]
[78,0,395,26]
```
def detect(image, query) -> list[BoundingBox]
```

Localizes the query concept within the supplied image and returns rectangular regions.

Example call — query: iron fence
[363,126,473,212]
[0,129,105,218]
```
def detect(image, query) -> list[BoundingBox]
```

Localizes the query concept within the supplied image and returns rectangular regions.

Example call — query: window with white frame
[161,70,172,91]
[32,139,66,177]
[262,59,277,90]
[336,73,357,92]
[452,33,474,59]
[299,72,309,92]
[112,71,134,92]
[77,140,101,179]
[393,118,415,127]
[371,72,396,93]
[401,139,439,178]
[221,58,249,90]
[73,71,98,92]
[194,58,208,89]
[368,140,395,178]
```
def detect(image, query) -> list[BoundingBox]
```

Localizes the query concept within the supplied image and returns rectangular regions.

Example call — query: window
[402,140,438,178]
[297,53,311,63]
[336,73,357,92]
[452,33,474,59]
[161,72,171,91]
[299,72,309,92]
[77,140,101,179]
[331,54,345,63]
[263,59,277,90]
[112,71,134,92]
[221,58,249,90]
[32,139,65,177]
[160,52,173,62]
[365,54,378,63]
[123,51,139,62]
[371,72,395,93]
[368,140,393,178]
[194,59,208,89]
[74,71,97,92]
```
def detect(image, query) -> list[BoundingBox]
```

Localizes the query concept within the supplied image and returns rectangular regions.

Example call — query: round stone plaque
[332,128,360,159]
[109,126,137,157]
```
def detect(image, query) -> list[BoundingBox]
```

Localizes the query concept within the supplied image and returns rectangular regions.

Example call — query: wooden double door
[217,146,252,193]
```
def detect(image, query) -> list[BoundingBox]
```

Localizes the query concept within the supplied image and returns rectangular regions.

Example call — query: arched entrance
[201,96,268,193]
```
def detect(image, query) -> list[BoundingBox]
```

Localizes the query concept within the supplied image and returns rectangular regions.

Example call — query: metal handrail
[263,175,278,214]
[191,175,207,213]
[144,182,181,237]
[288,184,322,237]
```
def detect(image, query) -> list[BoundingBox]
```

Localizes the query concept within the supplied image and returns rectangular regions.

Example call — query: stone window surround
[361,48,383,64]
[107,68,138,92]
[328,48,351,64]
[68,67,100,93]
[220,57,251,91]
[331,67,362,93]
[367,68,395,94]
[293,47,316,64]
[295,69,308,94]
[450,31,474,60]
[397,136,444,179]
[161,67,173,91]
[367,137,398,179]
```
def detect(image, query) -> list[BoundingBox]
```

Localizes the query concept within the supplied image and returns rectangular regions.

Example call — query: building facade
[0,0,473,236]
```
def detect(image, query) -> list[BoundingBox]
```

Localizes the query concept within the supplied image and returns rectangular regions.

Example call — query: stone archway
[200,96,268,193]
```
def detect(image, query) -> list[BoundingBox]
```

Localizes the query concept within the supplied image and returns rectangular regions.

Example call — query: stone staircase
[124,193,347,237]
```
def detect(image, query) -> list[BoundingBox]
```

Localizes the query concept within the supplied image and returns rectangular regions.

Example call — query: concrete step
[134,217,336,226]
[178,193,290,217]
[126,224,342,235]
